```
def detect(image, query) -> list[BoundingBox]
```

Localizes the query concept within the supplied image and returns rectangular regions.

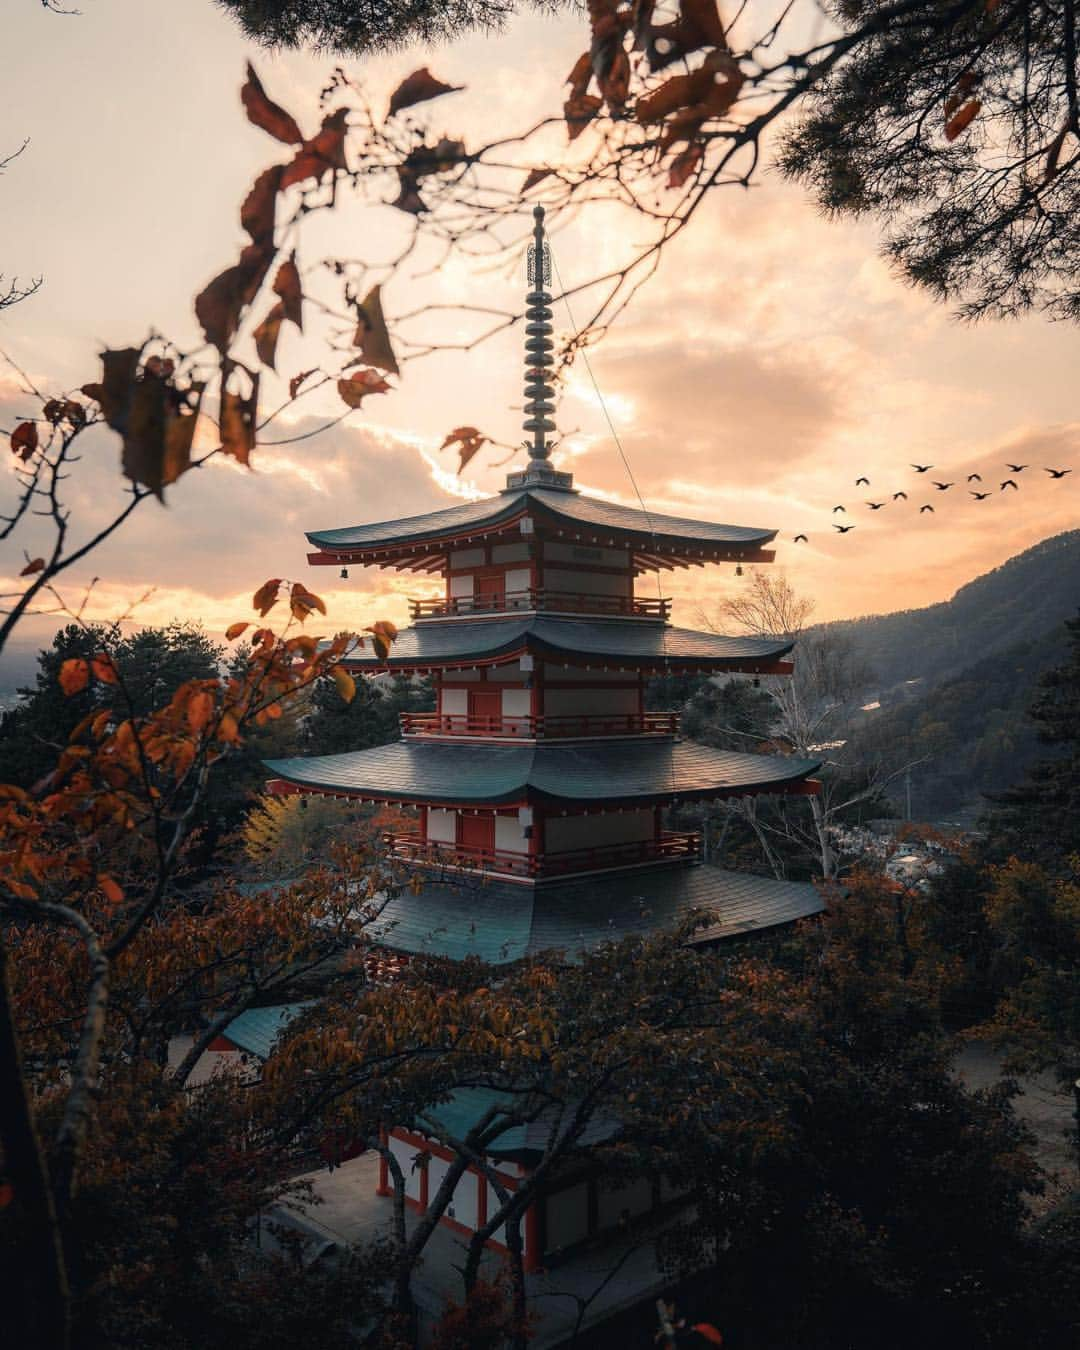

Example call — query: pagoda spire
[507,206,574,491]
[524,206,556,460]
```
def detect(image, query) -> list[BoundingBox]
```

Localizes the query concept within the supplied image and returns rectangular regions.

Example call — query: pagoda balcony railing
[399,711,680,739]
[383,829,700,878]
[409,589,670,622]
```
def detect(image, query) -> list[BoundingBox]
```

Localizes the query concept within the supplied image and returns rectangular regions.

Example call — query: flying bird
[919,504,935,514]
[967,473,982,482]
[970,491,991,500]
[833,505,846,514]
[932,481,954,491]
[1045,467,1073,478]
[1001,479,1019,491]
[1005,463,1028,472]
[855,476,870,486]
[911,464,933,472]
[793,533,808,543]
[866,501,885,510]
[893,491,908,500]
[833,523,855,533]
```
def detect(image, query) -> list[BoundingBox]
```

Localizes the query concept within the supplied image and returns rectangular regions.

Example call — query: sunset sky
[2,0,1077,683]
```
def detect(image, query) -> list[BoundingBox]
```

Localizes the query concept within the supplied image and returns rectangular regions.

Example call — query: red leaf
[90,654,119,684]
[241,63,304,145]
[667,142,704,188]
[241,165,283,243]
[945,99,981,142]
[59,659,90,696]
[338,369,391,408]
[19,557,44,576]
[280,109,348,190]
[10,421,38,461]
[97,875,124,904]
[195,241,274,352]
[225,621,250,640]
[272,253,303,329]
[387,68,463,118]
[253,301,286,371]
[253,579,282,617]
[565,93,603,140]
[441,425,490,473]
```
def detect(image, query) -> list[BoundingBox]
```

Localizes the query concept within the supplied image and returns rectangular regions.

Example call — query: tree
[215,0,1080,331]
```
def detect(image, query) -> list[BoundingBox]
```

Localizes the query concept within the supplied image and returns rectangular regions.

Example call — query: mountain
[816,532,1080,822]
[814,530,1080,694]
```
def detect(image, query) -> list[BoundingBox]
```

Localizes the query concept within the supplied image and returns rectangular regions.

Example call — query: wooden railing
[399,711,680,739]
[409,589,670,621]
[383,829,700,878]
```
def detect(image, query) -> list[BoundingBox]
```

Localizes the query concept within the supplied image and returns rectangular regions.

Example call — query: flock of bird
[790,461,1073,544]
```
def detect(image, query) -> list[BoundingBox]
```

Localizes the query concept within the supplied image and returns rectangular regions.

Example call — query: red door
[475,574,505,612]
[458,813,495,861]
[468,688,502,733]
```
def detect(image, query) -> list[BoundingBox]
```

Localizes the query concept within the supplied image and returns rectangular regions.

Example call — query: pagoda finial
[523,205,555,461]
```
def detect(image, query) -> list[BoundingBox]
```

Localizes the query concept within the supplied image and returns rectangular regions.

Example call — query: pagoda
[263,208,824,1269]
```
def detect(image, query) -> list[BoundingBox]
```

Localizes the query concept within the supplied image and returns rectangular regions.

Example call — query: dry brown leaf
[387,68,463,118]
[352,284,399,377]
[241,63,304,145]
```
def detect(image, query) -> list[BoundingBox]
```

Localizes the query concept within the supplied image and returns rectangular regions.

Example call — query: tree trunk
[504,1212,529,1350]
[809,793,834,879]
[0,937,71,1350]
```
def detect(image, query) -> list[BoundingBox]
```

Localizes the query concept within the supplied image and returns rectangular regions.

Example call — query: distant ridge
[813,530,1080,693]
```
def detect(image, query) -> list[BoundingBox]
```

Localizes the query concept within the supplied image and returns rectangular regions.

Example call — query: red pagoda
[263,207,823,1269]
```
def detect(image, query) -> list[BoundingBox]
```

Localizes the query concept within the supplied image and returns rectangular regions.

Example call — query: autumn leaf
[365,621,398,660]
[97,874,124,904]
[636,67,713,123]
[225,621,250,640]
[195,241,274,353]
[272,253,303,330]
[10,421,38,461]
[241,164,282,243]
[241,63,304,145]
[565,93,603,140]
[253,301,286,370]
[289,582,327,622]
[441,425,490,473]
[330,664,356,704]
[352,284,399,377]
[113,357,206,500]
[90,654,119,684]
[219,375,259,466]
[387,67,463,118]
[186,689,215,734]
[280,108,349,191]
[338,369,391,409]
[523,167,553,191]
[566,51,593,100]
[19,557,44,576]
[59,659,90,696]
[945,99,981,142]
[667,143,704,188]
[253,579,282,616]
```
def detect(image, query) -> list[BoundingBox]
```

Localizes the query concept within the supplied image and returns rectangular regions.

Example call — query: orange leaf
[219,376,259,466]
[10,421,38,461]
[225,621,250,640]
[440,425,490,473]
[218,711,241,743]
[59,659,90,696]
[253,578,282,617]
[186,689,214,733]
[289,582,326,622]
[352,285,399,376]
[97,875,124,904]
[19,557,45,576]
[945,99,981,142]
[241,164,283,243]
[272,252,303,330]
[241,63,304,145]
[330,664,356,704]
[338,369,391,409]
[90,654,119,684]
[387,68,463,118]
[565,93,603,140]
[254,301,286,370]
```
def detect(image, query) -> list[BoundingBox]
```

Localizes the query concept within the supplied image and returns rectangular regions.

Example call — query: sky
[1,0,1077,684]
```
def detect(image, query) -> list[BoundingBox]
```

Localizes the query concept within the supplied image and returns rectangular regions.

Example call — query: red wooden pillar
[476,1168,488,1228]
[376,1126,391,1196]
[523,1197,542,1273]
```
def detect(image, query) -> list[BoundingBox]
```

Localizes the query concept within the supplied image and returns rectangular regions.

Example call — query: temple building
[263,207,824,1270]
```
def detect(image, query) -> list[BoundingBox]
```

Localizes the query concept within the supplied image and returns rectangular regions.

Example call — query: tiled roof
[368,862,824,964]
[265,740,820,806]
[342,616,793,671]
[218,1002,311,1060]
[308,487,775,554]
[424,1086,619,1157]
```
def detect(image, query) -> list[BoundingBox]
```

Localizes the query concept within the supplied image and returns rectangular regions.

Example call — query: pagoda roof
[367,862,824,965]
[265,739,820,807]
[218,1002,312,1060]
[307,486,776,571]
[342,615,793,675]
